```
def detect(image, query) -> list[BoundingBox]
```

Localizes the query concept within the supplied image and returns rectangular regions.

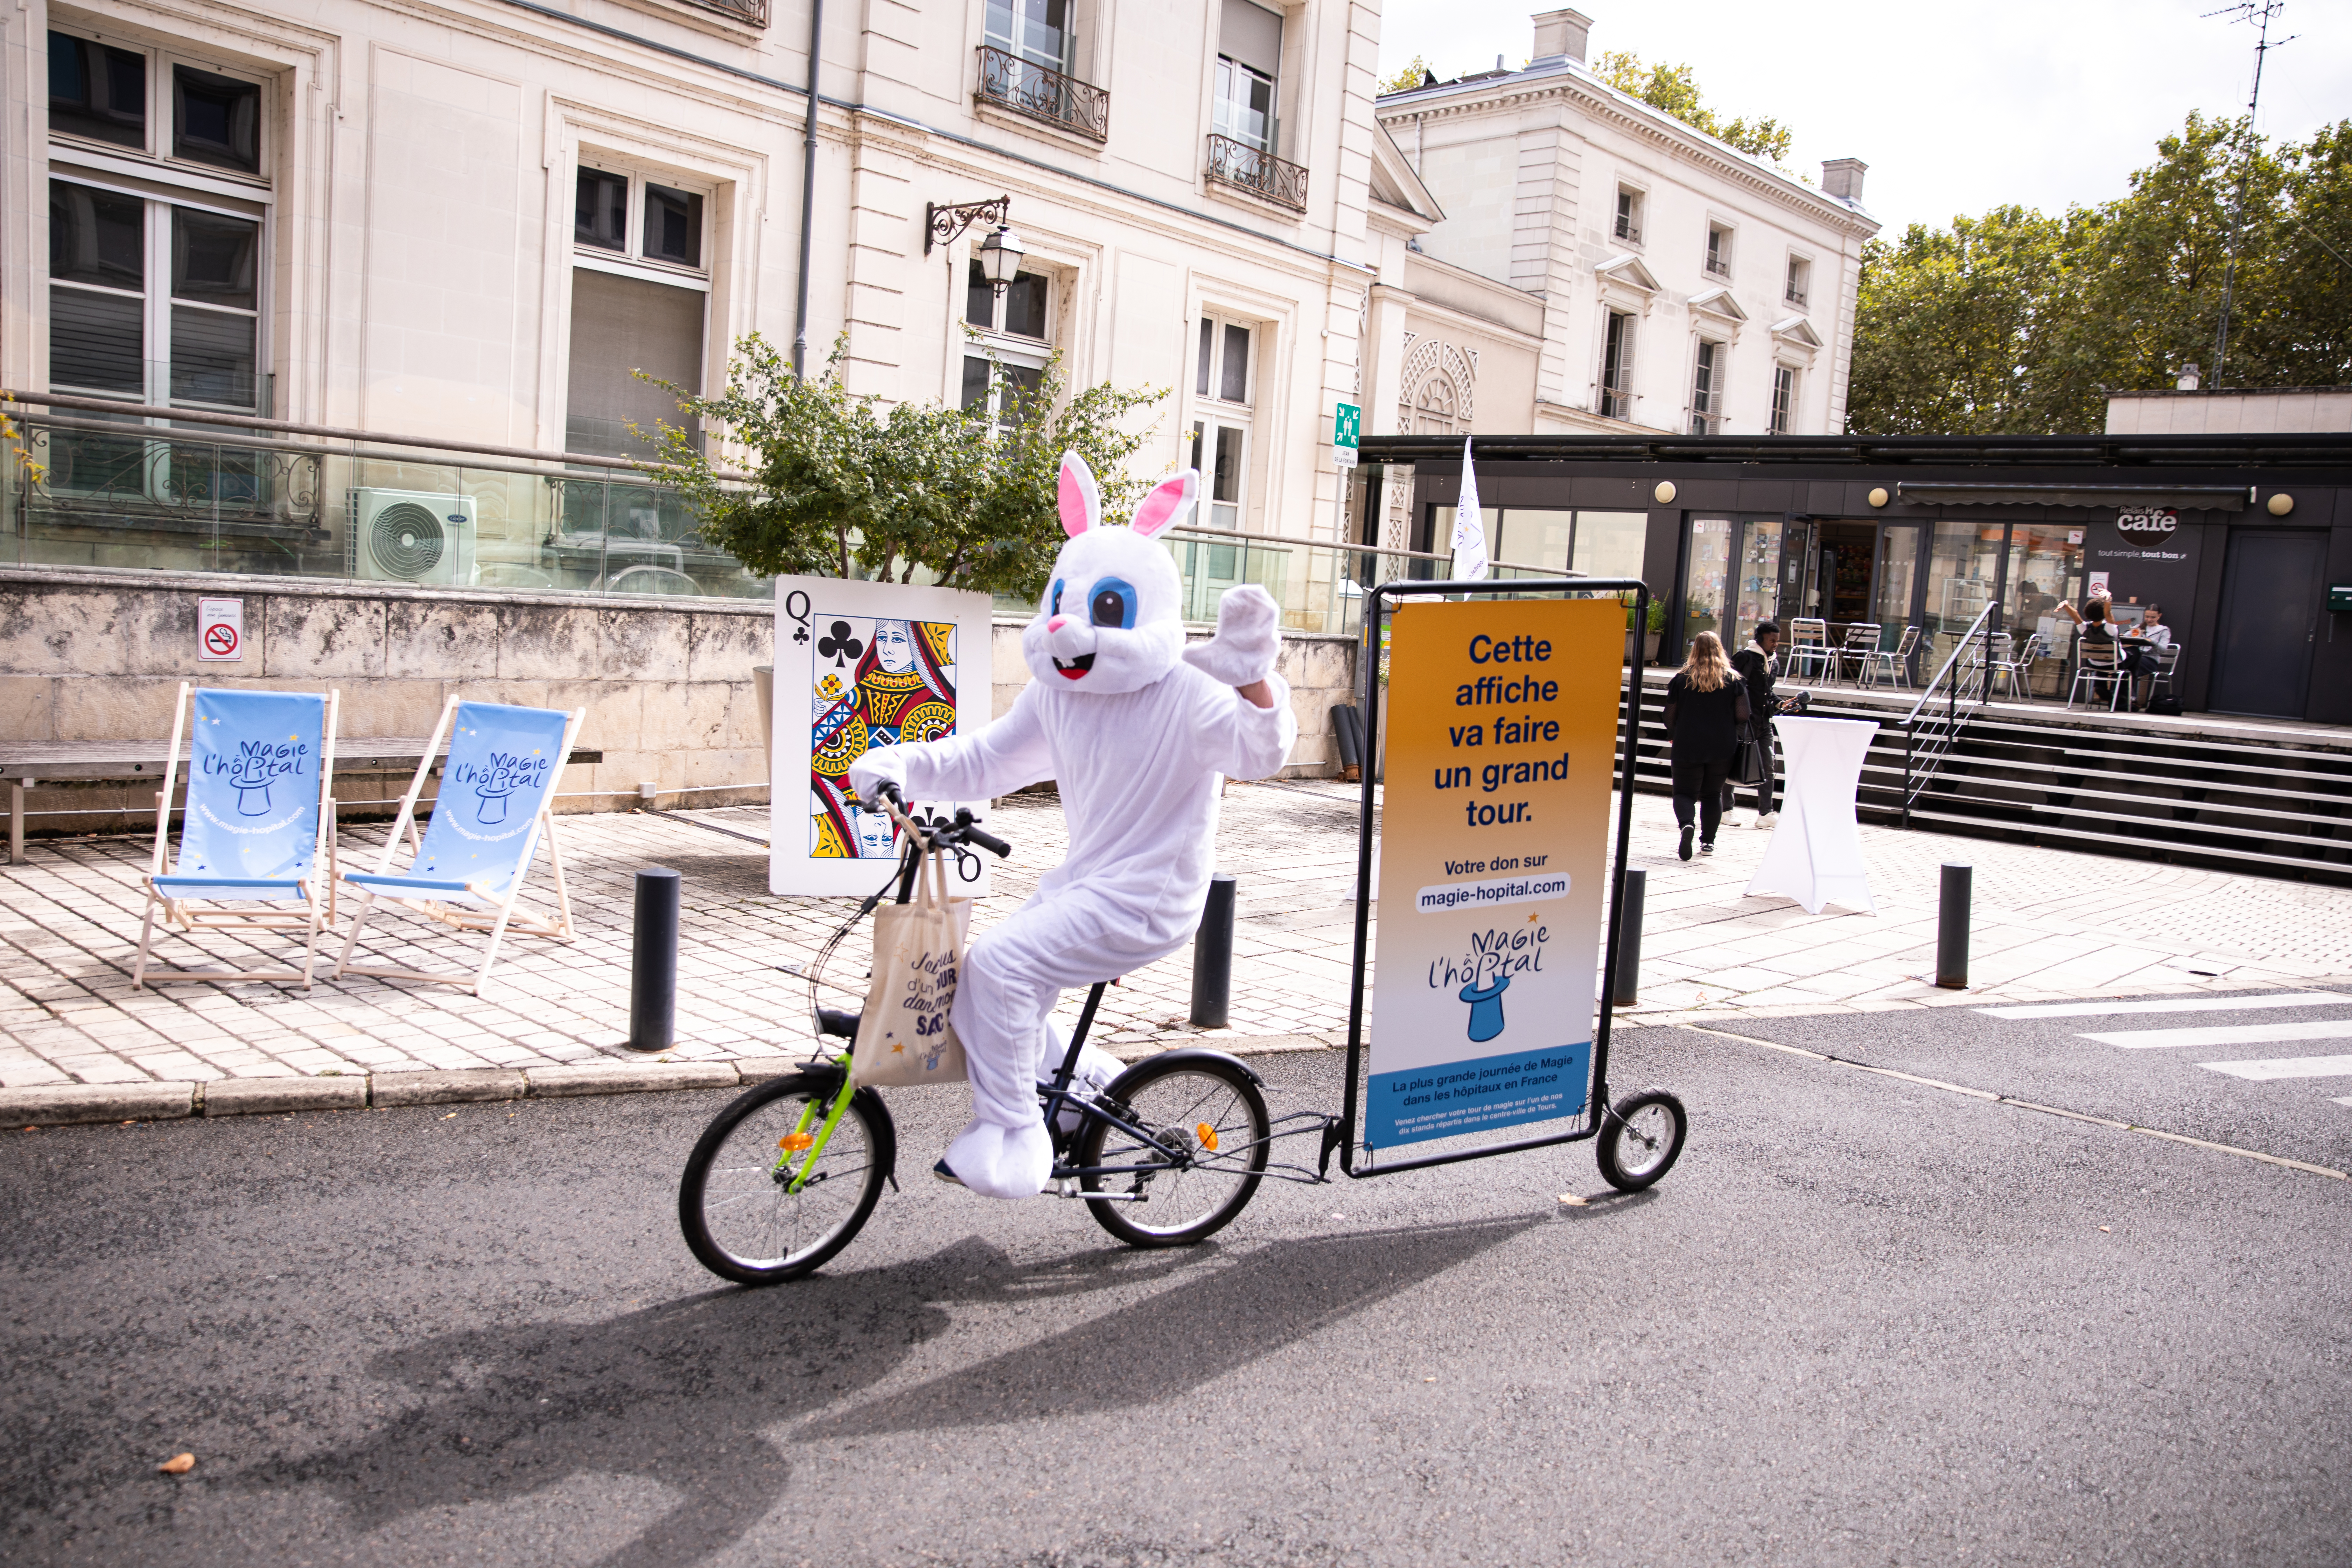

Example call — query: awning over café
[1893,482,2255,510]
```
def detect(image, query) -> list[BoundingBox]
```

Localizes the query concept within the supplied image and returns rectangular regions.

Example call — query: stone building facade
[1356,8,1880,559]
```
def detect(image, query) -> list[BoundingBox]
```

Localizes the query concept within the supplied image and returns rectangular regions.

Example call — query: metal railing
[1600,386,1635,420]
[1704,255,1731,278]
[1614,216,1642,244]
[1205,134,1309,212]
[975,46,1110,141]
[1899,600,1998,825]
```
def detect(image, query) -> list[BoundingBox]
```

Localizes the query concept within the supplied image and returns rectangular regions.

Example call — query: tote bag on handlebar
[851,837,971,1088]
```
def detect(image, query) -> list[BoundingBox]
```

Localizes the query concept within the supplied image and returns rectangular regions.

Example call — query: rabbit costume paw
[1182,584,1282,687]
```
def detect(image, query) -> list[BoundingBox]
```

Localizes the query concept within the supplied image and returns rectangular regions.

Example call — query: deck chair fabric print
[135,683,341,989]
[335,696,584,994]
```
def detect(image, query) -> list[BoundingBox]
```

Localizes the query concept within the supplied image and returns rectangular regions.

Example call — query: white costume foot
[943,1117,1053,1198]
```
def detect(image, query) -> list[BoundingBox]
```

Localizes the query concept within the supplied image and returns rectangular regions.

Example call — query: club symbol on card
[786,590,813,646]
[818,621,865,668]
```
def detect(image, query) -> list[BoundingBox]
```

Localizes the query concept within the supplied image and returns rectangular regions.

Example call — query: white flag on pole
[1449,435,1489,581]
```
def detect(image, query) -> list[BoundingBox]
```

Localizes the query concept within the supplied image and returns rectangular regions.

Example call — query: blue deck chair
[135,683,341,989]
[334,695,584,994]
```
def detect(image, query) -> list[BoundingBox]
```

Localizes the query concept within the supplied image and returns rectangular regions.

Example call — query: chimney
[1531,8,1592,66]
[1820,158,1867,204]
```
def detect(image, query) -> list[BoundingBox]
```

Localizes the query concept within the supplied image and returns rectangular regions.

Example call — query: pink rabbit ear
[1128,469,1199,539]
[1057,452,1100,538]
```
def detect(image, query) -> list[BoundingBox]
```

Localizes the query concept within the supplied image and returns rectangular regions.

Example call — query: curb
[0,1036,1342,1129]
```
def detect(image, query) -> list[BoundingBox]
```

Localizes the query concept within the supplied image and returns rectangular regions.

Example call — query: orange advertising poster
[1367,597,1623,1149]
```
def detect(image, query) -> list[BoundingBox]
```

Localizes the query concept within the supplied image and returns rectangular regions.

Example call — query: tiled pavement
[5,782,2352,1093]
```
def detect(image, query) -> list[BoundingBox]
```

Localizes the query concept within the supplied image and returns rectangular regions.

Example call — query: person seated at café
[2120,603,2170,706]
[2056,592,2140,699]
[2126,603,2171,648]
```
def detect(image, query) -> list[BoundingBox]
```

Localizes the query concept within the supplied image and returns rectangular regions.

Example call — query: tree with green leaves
[1850,113,2348,435]
[1379,54,1435,96]
[1592,50,1792,165]
[644,335,1164,596]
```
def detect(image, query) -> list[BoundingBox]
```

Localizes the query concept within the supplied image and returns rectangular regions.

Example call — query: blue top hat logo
[1458,974,1511,1043]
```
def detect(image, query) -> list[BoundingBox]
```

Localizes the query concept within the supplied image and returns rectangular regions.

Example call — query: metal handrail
[1903,601,1998,726]
[1899,601,2000,824]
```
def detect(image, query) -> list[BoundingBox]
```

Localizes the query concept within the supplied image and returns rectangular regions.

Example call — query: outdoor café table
[0,736,603,864]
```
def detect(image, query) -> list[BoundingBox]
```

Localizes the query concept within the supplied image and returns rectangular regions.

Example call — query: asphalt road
[5,1019,2348,1567]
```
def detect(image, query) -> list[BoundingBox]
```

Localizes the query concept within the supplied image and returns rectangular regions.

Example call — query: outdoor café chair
[334,696,584,995]
[1988,631,2047,701]
[1834,622,1882,686]
[134,684,341,989]
[1862,624,1922,690]
[1784,618,1832,682]
[2067,639,2128,712]
[2145,642,2183,707]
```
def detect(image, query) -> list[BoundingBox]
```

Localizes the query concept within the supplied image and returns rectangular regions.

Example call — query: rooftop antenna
[2201,0,2296,385]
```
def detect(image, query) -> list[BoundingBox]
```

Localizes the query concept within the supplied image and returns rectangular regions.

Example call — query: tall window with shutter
[565,163,709,459]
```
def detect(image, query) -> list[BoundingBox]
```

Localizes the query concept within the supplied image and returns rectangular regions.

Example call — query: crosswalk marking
[2201,1055,2352,1082]
[2077,1020,2352,1050]
[1978,992,2343,1020]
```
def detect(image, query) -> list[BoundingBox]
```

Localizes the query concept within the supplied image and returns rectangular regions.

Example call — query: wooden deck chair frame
[134,682,342,989]
[333,695,583,994]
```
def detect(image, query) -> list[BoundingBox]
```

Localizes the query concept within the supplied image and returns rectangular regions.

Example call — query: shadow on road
[276,1214,1547,1567]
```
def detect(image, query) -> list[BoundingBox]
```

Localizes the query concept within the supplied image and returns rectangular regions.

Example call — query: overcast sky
[1376,0,2351,237]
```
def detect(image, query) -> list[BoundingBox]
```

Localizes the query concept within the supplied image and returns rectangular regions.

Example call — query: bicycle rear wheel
[1076,1053,1270,1247]
[679,1068,893,1284]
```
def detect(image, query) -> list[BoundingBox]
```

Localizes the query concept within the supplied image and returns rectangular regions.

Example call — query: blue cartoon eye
[1050,579,1065,616]
[1089,577,1138,629]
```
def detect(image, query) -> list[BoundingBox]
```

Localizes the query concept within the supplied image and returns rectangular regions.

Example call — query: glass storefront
[1925,520,2002,668]
[1682,516,1734,646]
[1440,504,1647,581]
[1730,519,1782,650]
[1679,513,2102,690]
[2005,524,2086,658]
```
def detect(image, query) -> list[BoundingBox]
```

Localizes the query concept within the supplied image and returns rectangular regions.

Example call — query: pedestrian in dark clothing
[1730,621,1783,825]
[1664,630,1750,861]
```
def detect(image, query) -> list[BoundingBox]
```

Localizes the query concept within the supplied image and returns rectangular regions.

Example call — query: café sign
[2116,506,2179,538]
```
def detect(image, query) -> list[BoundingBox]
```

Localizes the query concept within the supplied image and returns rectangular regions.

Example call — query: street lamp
[976,223,1025,297]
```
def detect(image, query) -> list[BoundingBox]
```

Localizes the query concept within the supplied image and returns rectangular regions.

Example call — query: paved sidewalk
[5,782,2351,1104]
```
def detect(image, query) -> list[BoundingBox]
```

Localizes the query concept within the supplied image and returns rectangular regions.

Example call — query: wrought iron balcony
[1613,214,1642,244]
[1205,133,1309,212]
[672,0,768,25]
[975,46,1109,142]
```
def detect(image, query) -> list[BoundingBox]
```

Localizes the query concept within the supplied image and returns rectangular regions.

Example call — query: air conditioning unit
[350,489,477,586]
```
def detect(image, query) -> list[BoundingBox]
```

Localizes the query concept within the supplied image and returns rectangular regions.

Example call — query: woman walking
[1664,630,1751,861]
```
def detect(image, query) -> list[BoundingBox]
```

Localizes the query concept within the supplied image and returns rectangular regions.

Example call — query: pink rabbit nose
[1047,615,1070,632]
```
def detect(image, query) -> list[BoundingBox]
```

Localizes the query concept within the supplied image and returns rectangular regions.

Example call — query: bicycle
[679,799,1308,1286]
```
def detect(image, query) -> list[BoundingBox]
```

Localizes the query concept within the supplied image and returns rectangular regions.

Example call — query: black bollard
[1190,874,1237,1029]
[1610,868,1647,1007]
[629,867,681,1051]
[1936,863,1972,990]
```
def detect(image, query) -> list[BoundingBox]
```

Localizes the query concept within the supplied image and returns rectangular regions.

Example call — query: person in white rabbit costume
[848,452,1297,1197]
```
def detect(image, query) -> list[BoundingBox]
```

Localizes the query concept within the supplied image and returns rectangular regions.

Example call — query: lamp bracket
[924,195,1013,256]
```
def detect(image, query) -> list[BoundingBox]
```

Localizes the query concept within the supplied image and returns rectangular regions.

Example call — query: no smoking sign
[198,598,244,662]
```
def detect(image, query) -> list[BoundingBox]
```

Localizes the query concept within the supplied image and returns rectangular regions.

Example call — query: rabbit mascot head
[1020,453,1199,695]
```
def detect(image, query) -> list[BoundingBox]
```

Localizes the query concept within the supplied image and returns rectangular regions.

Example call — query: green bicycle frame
[772,1054,859,1195]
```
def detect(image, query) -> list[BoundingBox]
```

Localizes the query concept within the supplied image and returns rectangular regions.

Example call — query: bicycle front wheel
[679,1068,894,1284]
[1077,1053,1270,1247]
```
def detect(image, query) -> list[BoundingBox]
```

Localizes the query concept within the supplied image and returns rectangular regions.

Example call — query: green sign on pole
[1334,401,1360,468]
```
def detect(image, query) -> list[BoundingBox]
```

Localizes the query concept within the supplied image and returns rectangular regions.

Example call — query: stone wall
[2,567,1358,839]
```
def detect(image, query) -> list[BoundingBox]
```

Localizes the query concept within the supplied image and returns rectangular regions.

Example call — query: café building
[1355,432,2352,727]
